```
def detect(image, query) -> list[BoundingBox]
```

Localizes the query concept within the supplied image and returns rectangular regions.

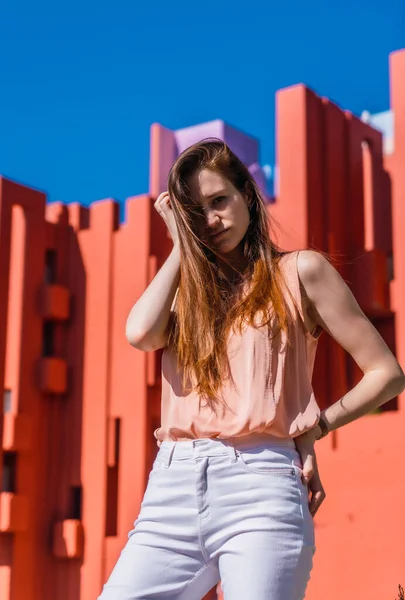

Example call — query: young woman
[98,140,405,600]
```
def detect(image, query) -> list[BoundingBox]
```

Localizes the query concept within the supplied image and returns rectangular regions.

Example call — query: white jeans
[98,437,315,599]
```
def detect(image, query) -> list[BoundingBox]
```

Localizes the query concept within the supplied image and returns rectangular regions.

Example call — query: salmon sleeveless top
[154,250,322,444]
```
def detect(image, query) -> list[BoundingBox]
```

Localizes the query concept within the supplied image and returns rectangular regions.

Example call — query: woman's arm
[125,244,181,351]
[297,250,405,436]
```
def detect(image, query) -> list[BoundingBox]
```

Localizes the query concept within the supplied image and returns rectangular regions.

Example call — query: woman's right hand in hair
[154,192,179,246]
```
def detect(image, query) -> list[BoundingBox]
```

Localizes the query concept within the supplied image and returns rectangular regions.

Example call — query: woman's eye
[213,196,226,205]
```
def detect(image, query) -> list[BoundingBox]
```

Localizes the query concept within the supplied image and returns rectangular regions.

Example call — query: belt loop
[166,442,177,468]
[192,439,198,460]
[227,438,238,463]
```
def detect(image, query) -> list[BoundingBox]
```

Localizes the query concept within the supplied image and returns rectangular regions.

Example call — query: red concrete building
[0,48,404,600]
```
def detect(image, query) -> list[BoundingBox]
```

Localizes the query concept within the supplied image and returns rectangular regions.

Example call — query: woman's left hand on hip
[294,428,326,517]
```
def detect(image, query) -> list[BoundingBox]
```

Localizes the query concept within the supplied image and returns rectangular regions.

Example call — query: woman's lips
[210,228,229,240]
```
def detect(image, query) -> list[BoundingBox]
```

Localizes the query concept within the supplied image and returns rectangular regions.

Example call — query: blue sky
[1,0,404,213]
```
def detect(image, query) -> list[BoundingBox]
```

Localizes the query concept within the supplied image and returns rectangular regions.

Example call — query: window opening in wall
[68,486,82,520]
[44,249,57,284]
[42,321,56,357]
[2,452,17,492]
[105,419,120,536]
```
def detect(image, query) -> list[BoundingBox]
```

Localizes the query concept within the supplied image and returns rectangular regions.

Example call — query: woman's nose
[206,210,220,227]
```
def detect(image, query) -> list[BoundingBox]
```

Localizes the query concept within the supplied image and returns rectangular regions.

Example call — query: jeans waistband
[157,435,296,465]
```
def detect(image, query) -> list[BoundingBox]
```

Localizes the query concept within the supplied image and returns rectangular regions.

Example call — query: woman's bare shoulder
[296,249,329,285]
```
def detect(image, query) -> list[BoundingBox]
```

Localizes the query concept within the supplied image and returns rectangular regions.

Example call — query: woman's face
[187,169,251,258]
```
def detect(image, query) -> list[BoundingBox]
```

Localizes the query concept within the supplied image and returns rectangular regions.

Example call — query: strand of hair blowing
[166,140,292,411]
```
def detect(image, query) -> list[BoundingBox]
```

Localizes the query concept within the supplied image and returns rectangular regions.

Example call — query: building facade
[0,48,404,600]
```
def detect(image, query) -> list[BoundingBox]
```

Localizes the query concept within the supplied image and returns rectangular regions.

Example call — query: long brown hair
[166,139,293,410]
